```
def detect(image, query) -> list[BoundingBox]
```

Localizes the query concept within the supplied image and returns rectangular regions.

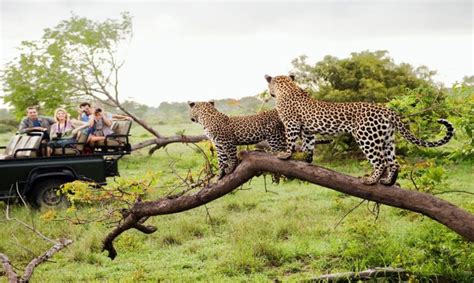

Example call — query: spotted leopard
[264,75,454,186]
[188,101,320,179]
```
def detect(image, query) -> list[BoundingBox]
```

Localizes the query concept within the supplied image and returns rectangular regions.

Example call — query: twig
[334,199,366,229]
[0,253,18,283]
[5,202,57,245]
[409,166,420,191]
[22,238,73,281]
[433,190,474,196]
[368,201,381,221]
[263,174,278,195]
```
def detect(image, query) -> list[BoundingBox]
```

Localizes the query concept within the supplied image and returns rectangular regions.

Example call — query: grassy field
[0,125,473,282]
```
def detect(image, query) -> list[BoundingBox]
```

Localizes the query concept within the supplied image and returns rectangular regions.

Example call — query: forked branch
[0,239,72,283]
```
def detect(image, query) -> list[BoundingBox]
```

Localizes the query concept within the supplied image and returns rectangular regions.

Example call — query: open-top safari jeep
[0,120,132,208]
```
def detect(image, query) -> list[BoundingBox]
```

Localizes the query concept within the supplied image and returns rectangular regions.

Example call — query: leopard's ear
[289,74,295,81]
[188,101,196,108]
[209,101,215,106]
[265,75,272,83]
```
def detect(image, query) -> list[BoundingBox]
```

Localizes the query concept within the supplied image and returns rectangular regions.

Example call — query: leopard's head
[188,101,215,123]
[264,74,297,98]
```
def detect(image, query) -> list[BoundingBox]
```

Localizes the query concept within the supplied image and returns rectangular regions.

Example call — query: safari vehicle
[0,120,132,208]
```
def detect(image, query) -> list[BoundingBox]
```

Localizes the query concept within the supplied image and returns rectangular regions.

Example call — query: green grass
[0,127,473,282]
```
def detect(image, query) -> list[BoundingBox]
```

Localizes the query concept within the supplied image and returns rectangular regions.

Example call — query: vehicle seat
[0,135,42,159]
[0,135,22,159]
[52,130,89,155]
[15,135,42,158]
[96,120,132,147]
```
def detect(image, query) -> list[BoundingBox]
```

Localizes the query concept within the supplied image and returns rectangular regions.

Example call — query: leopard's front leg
[215,143,229,179]
[225,144,238,176]
[278,121,300,160]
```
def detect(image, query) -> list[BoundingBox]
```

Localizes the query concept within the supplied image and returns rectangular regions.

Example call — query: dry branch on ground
[0,239,72,283]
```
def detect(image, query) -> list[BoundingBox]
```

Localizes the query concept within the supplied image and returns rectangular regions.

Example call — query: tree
[2,41,75,119]
[1,13,206,150]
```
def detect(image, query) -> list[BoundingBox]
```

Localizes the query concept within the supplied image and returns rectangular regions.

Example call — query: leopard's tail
[392,116,454,147]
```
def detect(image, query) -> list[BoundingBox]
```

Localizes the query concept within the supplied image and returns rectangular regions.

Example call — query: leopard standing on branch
[264,74,454,186]
[188,101,328,179]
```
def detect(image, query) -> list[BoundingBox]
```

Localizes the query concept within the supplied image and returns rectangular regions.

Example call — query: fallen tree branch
[102,151,474,259]
[311,267,411,282]
[22,239,73,281]
[0,253,17,283]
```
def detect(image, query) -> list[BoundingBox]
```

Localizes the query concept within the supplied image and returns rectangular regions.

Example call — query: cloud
[1,1,472,108]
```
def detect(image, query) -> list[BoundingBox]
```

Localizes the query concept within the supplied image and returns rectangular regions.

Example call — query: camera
[57,132,63,138]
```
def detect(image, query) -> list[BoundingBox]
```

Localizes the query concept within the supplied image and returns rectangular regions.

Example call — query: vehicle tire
[32,179,70,209]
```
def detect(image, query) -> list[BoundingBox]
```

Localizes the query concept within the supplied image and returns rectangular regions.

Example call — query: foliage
[0,123,16,134]
[292,50,436,103]
[54,175,156,226]
[1,13,132,119]
[0,110,17,133]
[61,174,156,208]
[398,159,449,193]
[445,82,474,160]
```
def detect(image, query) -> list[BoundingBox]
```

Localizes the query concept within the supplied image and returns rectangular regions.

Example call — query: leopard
[264,74,454,186]
[188,101,323,179]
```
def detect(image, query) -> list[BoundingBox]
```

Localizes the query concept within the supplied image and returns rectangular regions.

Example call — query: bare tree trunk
[102,151,474,259]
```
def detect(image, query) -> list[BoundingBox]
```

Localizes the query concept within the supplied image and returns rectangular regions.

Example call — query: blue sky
[1,0,472,107]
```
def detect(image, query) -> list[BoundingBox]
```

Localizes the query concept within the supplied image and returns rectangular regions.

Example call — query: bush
[0,122,16,134]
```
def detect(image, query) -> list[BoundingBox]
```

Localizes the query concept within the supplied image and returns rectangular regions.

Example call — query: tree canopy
[1,12,132,119]
[291,50,438,103]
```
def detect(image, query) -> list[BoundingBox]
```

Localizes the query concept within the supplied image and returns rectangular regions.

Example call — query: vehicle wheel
[33,179,70,209]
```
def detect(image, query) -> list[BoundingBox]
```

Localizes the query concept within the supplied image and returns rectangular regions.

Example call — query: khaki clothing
[18,116,55,134]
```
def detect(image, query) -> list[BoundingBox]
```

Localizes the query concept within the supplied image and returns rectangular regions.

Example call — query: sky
[0,0,473,108]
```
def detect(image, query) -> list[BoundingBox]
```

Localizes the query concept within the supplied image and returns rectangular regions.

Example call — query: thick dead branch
[102,151,474,259]
[310,267,411,282]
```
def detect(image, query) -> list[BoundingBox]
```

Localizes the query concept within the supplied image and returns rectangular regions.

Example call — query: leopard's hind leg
[302,130,316,163]
[354,130,387,185]
[215,143,229,179]
[215,142,237,179]
[379,128,400,186]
